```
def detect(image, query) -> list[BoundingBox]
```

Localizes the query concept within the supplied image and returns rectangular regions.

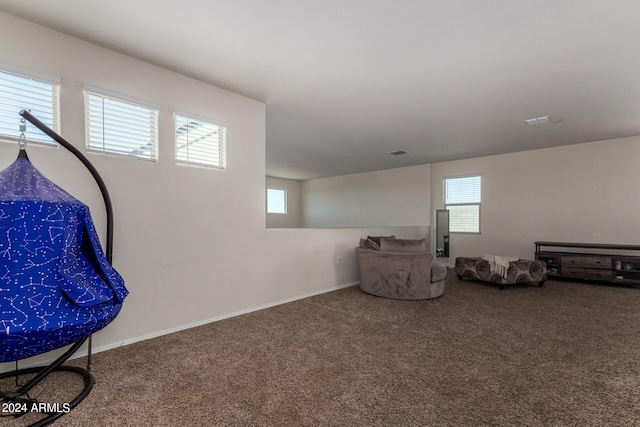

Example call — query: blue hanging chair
[0,157,128,362]
[0,111,127,426]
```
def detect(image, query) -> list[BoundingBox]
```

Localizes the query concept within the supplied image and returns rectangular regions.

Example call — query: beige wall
[431,136,640,260]
[301,164,432,228]
[267,164,432,230]
[0,12,428,371]
[266,176,302,228]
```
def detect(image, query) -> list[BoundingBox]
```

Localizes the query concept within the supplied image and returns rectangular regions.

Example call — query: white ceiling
[1,1,639,180]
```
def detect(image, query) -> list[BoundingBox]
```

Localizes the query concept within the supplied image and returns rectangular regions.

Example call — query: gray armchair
[356,237,447,300]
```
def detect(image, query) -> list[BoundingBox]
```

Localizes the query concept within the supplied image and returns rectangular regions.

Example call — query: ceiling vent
[389,150,408,156]
[525,115,550,125]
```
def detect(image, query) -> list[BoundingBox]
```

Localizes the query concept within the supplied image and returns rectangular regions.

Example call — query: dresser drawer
[585,256,612,269]
[562,267,586,279]
[586,268,612,281]
[562,256,586,268]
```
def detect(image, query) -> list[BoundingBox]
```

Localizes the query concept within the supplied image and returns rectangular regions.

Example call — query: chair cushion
[380,238,427,253]
[359,238,380,251]
[431,261,448,282]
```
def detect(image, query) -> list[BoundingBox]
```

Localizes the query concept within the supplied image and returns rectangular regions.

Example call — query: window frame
[444,174,481,234]
[84,86,159,161]
[174,110,227,170]
[0,65,60,146]
[267,188,287,214]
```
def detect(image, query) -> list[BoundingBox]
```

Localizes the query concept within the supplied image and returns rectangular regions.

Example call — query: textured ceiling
[1,0,639,179]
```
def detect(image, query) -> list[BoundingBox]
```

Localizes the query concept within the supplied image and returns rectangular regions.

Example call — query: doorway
[435,209,449,265]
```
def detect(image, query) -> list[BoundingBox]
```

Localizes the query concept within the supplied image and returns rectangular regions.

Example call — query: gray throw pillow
[367,235,396,247]
[380,238,428,253]
[359,238,380,251]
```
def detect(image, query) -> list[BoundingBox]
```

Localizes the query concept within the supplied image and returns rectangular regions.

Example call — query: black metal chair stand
[0,338,95,426]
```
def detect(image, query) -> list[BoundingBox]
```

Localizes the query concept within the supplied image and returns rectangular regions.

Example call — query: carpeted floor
[3,272,640,426]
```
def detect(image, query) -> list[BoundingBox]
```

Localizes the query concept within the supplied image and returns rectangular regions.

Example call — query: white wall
[266,176,302,228]
[0,12,428,371]
[431,136,640,260]
[302,164,432,228]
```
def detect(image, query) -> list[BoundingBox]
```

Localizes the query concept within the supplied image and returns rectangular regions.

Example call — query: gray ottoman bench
[455,257,547,290]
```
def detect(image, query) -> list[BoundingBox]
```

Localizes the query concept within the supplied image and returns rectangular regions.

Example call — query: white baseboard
[0,281,359,373]
[92,281,359,355]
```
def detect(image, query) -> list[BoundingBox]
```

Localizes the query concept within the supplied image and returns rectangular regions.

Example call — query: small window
[0,68,60,145]
[175,112,226,169]
[444,175,481,233]
[267,188,287,214]
[84,87,159,161]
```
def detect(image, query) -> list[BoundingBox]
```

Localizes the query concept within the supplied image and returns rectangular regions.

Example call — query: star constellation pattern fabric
[0,158,128,362]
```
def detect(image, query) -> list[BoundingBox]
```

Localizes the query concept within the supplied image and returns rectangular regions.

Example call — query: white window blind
[175,112,226,169]
[267,188,287,214]
[445,175,481,233]
[0,68,60,145]
[85,88,158,161]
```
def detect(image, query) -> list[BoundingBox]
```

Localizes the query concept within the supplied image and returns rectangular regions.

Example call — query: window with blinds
[267,188,287,214]
[175,112,226,169]
[85,88,159,161]
[444,175,481,233]
[0,68,60,145]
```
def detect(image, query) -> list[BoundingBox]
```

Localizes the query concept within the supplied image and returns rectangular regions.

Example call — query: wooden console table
[535,241,640,285]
